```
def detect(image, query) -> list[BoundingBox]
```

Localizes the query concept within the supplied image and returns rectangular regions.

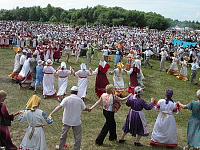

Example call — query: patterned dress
[110,68,126,95]
[167,56,179,75]
[177,60,188,81]
[186,100,200,149]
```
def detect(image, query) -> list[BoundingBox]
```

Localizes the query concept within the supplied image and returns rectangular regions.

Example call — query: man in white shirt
[64,43,71,62]
[143,47,154,68]
[49,86,90,150]
[189,57,199,85]
[159,48,169,72]
[102,45,110,62]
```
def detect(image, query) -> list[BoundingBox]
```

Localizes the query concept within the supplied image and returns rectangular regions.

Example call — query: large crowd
[0,20,199,150]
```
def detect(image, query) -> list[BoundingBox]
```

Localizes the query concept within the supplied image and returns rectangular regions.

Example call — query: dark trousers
[95,109,117,145]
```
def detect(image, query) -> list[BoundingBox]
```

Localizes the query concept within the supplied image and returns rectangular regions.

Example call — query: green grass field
[0,48,199,150]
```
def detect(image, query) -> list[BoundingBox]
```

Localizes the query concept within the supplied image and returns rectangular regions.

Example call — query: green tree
[29,7,38,21]
[49,15,57,22]
[46,4,54,21]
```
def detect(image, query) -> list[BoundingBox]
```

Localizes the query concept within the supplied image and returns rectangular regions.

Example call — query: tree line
[0,4,199,30]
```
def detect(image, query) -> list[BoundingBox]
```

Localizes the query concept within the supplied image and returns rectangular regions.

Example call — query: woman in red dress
[0,90,19,150]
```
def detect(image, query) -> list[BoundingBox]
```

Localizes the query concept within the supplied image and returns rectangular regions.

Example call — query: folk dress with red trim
[150,99,179,148]
[128,66,139,94]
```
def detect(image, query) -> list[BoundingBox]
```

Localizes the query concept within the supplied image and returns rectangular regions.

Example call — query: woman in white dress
[109,62,126,96]
[9,47,22,79]
[177,56,189,81]
[150,89,179,148]
[74,63,91,100]
[18,95,53,150]
[167,52,179,76]
[56,62,71,102]
[17,52,32,86]
[43,59,56,98]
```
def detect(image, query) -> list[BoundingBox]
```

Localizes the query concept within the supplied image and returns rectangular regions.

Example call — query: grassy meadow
[0,48,199,150]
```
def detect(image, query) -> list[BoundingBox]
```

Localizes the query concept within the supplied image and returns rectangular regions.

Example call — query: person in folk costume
[33,47,41,62]
[109,62,126,96]
[72,63,91,100]
[34,60,44,93]
[130,47,137,58]
[0,33,5,49]
[20,36,25,49]
[64,42,71,62]
[19,50,28,69]
[114,48,121,68]
[18,95,53,150]
[53,42,61,63]
[91,39,99,60]
[9,47,22,79]
[4,35,10,48]
[43,59,56,99]
[29,52,38,89]
[177,90,200,150]
[135,44,142,56]
[16,51,32,87]
[32,36,37,49]
[150,89,179,148]
[178,45,185,63]
[71,42,76,56]
[75,41,81,63]
[125,53,133,71]
[177,56,190,81]
[125,58,139,94]
[119,86,154,146]
[92,60,110,98]
[167,52,179,76]
[135,55,145,89]
[0,90,20,150]
[56,62,71,102]
[44,42,53,61]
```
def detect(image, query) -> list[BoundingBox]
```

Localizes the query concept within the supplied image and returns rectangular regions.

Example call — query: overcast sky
[0,0,199,21]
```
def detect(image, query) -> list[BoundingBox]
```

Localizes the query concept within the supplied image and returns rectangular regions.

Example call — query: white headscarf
[80,63,86,70]
[99,60,107,68]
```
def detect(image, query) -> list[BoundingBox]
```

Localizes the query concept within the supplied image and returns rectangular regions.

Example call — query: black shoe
[151,66,153,69]
[195,83,198,85]
[119,140,126,143]
[29,86,34,89]
[19,83,22,88]
[166,69,168,72]
[134,142,143,146]
[95,142,103,146]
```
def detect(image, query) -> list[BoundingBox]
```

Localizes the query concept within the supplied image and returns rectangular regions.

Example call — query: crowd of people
[0,20,200,150]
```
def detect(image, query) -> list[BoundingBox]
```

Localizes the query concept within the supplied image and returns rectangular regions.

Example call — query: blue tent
[173,39,196,48]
